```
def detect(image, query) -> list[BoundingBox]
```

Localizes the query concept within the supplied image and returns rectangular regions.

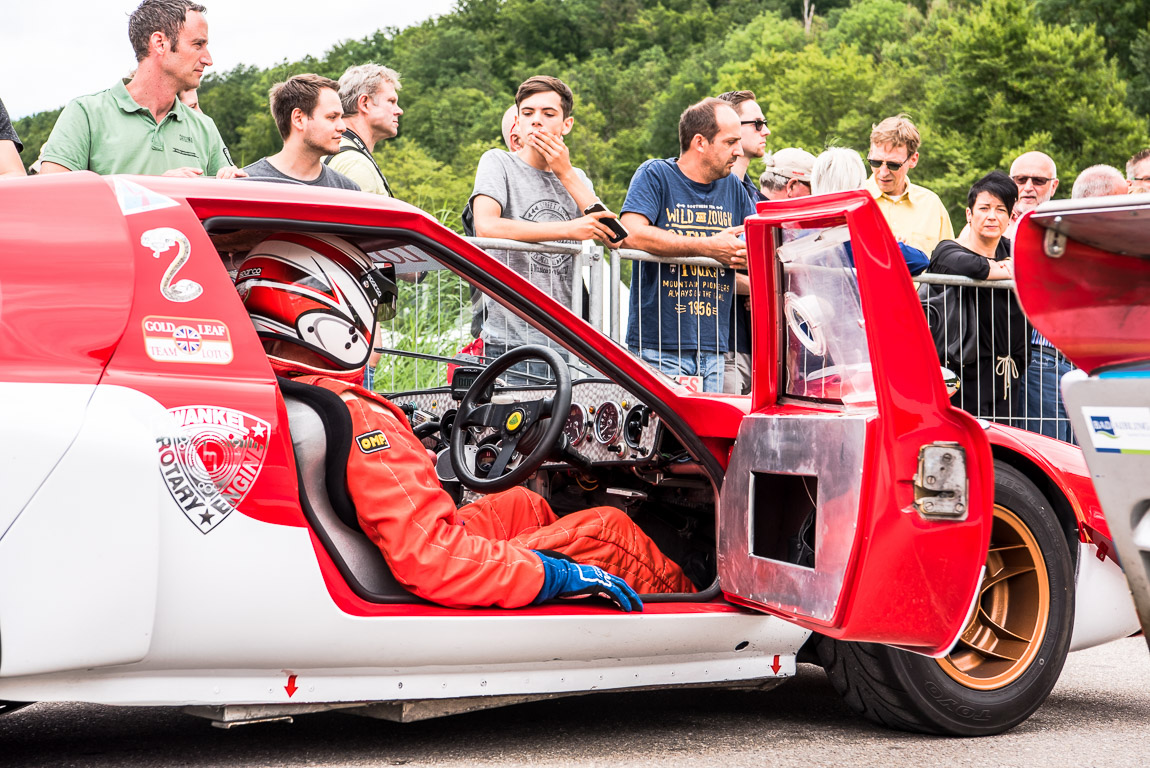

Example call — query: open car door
[717,191,993,657]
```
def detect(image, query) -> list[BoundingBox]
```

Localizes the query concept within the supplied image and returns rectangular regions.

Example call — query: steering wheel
[449,345,572,493]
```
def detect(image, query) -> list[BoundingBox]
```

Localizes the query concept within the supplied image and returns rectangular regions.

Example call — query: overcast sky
[2,1,458,119]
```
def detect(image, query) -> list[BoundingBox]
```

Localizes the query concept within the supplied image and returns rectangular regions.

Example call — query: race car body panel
[0,384,163,676]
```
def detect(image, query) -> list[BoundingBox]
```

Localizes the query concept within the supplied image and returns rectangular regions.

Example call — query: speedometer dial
[594,401,622,445]
[564,403,589,445]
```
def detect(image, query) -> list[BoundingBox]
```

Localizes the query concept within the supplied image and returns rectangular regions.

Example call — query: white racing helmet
[236,232,397,370]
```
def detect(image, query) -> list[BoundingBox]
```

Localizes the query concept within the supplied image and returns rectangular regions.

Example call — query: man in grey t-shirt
[243,74,360,191]
[470,76,619,358]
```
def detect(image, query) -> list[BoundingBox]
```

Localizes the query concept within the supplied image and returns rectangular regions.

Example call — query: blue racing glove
[532,551,643,612]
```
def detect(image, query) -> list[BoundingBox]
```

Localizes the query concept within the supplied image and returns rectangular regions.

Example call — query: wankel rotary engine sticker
[142,316,234,364]
[157,406,270,533]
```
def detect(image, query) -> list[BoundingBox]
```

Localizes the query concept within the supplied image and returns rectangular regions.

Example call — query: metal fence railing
[915,273,1075,443]
[370,237,1075,443]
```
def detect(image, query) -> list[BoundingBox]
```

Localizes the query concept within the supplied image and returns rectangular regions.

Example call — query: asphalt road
[2,637,1148,768]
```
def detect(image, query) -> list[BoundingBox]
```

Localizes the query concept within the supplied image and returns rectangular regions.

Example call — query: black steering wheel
[449,345,572,493]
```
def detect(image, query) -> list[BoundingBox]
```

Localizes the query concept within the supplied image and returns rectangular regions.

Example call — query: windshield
[367,239,605,394]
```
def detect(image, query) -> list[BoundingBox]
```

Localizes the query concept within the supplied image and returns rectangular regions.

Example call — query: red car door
[718,191,994,656]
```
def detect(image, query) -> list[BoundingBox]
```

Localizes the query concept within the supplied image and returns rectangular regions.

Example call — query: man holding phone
[470,76,622,366]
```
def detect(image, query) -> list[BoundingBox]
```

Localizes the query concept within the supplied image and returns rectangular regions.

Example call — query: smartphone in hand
[583,201,629,244]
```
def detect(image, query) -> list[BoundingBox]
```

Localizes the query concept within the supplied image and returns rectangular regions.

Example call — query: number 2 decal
[141,227,203,303]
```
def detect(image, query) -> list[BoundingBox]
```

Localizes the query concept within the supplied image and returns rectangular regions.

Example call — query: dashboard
[388,379,662,465]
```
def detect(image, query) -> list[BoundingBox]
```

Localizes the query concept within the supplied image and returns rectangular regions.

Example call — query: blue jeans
[1019,345,1074,443]
[632,347,725,393]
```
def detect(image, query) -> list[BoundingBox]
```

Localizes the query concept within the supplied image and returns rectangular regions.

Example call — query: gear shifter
[556,434,593,470]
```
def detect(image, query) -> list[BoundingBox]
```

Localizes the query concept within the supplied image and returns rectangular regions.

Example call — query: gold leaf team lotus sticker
[356,430,391,453]
[142,316,234,364]
[157,406,270,533]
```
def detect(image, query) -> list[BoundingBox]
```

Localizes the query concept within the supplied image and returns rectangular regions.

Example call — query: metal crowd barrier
[378,237,1074,443]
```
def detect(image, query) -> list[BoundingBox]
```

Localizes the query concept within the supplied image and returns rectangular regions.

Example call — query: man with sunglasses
[717,90,771,203]
[1004,151,1058,238]
[716,90,772,395]
[863,114,953,256]
[1005,151,1071,441]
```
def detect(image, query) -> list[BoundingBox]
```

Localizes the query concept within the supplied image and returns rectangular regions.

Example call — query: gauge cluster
[555,383,658,463]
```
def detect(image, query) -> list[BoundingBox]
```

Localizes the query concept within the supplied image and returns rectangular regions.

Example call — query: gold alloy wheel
[937,504,1051,690]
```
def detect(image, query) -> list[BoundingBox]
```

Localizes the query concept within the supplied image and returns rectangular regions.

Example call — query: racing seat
[278,377,415,602]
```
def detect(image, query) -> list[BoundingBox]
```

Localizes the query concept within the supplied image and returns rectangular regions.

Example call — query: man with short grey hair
[1071,164,1127,199]
[325,63,403,197]
[759,148,814,201]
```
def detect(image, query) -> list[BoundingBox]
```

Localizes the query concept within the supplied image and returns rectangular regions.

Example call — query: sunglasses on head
[867,158,907,172]
[1012,175,1053,186]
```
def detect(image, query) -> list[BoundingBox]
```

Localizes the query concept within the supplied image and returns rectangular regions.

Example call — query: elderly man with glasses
[863,114,953,256]
[1004,151,1059,238]
[1001,150,1075,441]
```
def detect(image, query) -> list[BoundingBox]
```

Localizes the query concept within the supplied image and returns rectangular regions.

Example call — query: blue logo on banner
[1091,416,1116,437]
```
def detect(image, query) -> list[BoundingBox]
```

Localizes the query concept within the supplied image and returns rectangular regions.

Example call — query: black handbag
[919,282,978,366]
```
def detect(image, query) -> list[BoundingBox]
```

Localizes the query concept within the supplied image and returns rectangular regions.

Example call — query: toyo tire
[817,460,1074,736]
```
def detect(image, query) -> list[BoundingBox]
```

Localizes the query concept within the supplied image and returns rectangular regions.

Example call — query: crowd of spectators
[2,0,1147,436]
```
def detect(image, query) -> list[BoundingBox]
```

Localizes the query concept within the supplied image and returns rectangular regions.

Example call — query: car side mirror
[940,366,959,398]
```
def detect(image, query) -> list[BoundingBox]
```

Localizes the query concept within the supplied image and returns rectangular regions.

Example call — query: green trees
[12,0,1150,233]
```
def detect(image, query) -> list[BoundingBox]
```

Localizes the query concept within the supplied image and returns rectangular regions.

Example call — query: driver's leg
[520,506,697,594]
[459,488,696,594]
[457,486,558,540]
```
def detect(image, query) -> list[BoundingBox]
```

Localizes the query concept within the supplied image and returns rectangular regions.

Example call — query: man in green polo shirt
[40,1,243,179]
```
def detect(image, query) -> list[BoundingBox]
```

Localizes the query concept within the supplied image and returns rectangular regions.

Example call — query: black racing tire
[816,460,1074,736]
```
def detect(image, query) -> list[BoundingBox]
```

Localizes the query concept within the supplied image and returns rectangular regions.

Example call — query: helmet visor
[361,263,398,323]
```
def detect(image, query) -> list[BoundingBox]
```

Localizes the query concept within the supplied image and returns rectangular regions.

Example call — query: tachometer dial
[564,403,589,445]
[594,401,623,445]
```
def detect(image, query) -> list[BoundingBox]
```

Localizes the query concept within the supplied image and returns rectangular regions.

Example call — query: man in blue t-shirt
[620,98,756,392]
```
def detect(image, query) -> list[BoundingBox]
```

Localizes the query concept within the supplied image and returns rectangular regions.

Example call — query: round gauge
[594,401,623,445]
[564,403,589,446]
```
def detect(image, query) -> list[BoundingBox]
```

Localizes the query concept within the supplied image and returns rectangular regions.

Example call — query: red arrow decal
[285,674,298,697]
[770,655,782,674]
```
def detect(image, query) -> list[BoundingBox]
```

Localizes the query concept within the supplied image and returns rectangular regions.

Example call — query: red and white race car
[0,173,1136,736]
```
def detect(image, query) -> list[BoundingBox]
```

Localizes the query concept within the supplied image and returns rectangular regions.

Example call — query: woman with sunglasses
[926,171,1028,421]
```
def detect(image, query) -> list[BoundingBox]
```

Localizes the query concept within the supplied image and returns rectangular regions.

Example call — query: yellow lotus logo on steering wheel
[505,411,524,432]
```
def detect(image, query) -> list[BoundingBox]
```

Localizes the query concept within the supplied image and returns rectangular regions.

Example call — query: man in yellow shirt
[862,114,953,256]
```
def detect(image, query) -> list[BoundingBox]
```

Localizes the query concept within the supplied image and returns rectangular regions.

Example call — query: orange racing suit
[295,374,696,608]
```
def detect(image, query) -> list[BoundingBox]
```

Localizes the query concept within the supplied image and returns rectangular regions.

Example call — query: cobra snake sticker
[141,227,203,302]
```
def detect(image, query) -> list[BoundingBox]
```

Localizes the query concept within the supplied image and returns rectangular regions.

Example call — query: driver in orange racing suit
[236,233,696,610]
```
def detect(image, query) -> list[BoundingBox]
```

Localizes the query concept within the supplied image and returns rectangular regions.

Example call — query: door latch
[914,443,968,520]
